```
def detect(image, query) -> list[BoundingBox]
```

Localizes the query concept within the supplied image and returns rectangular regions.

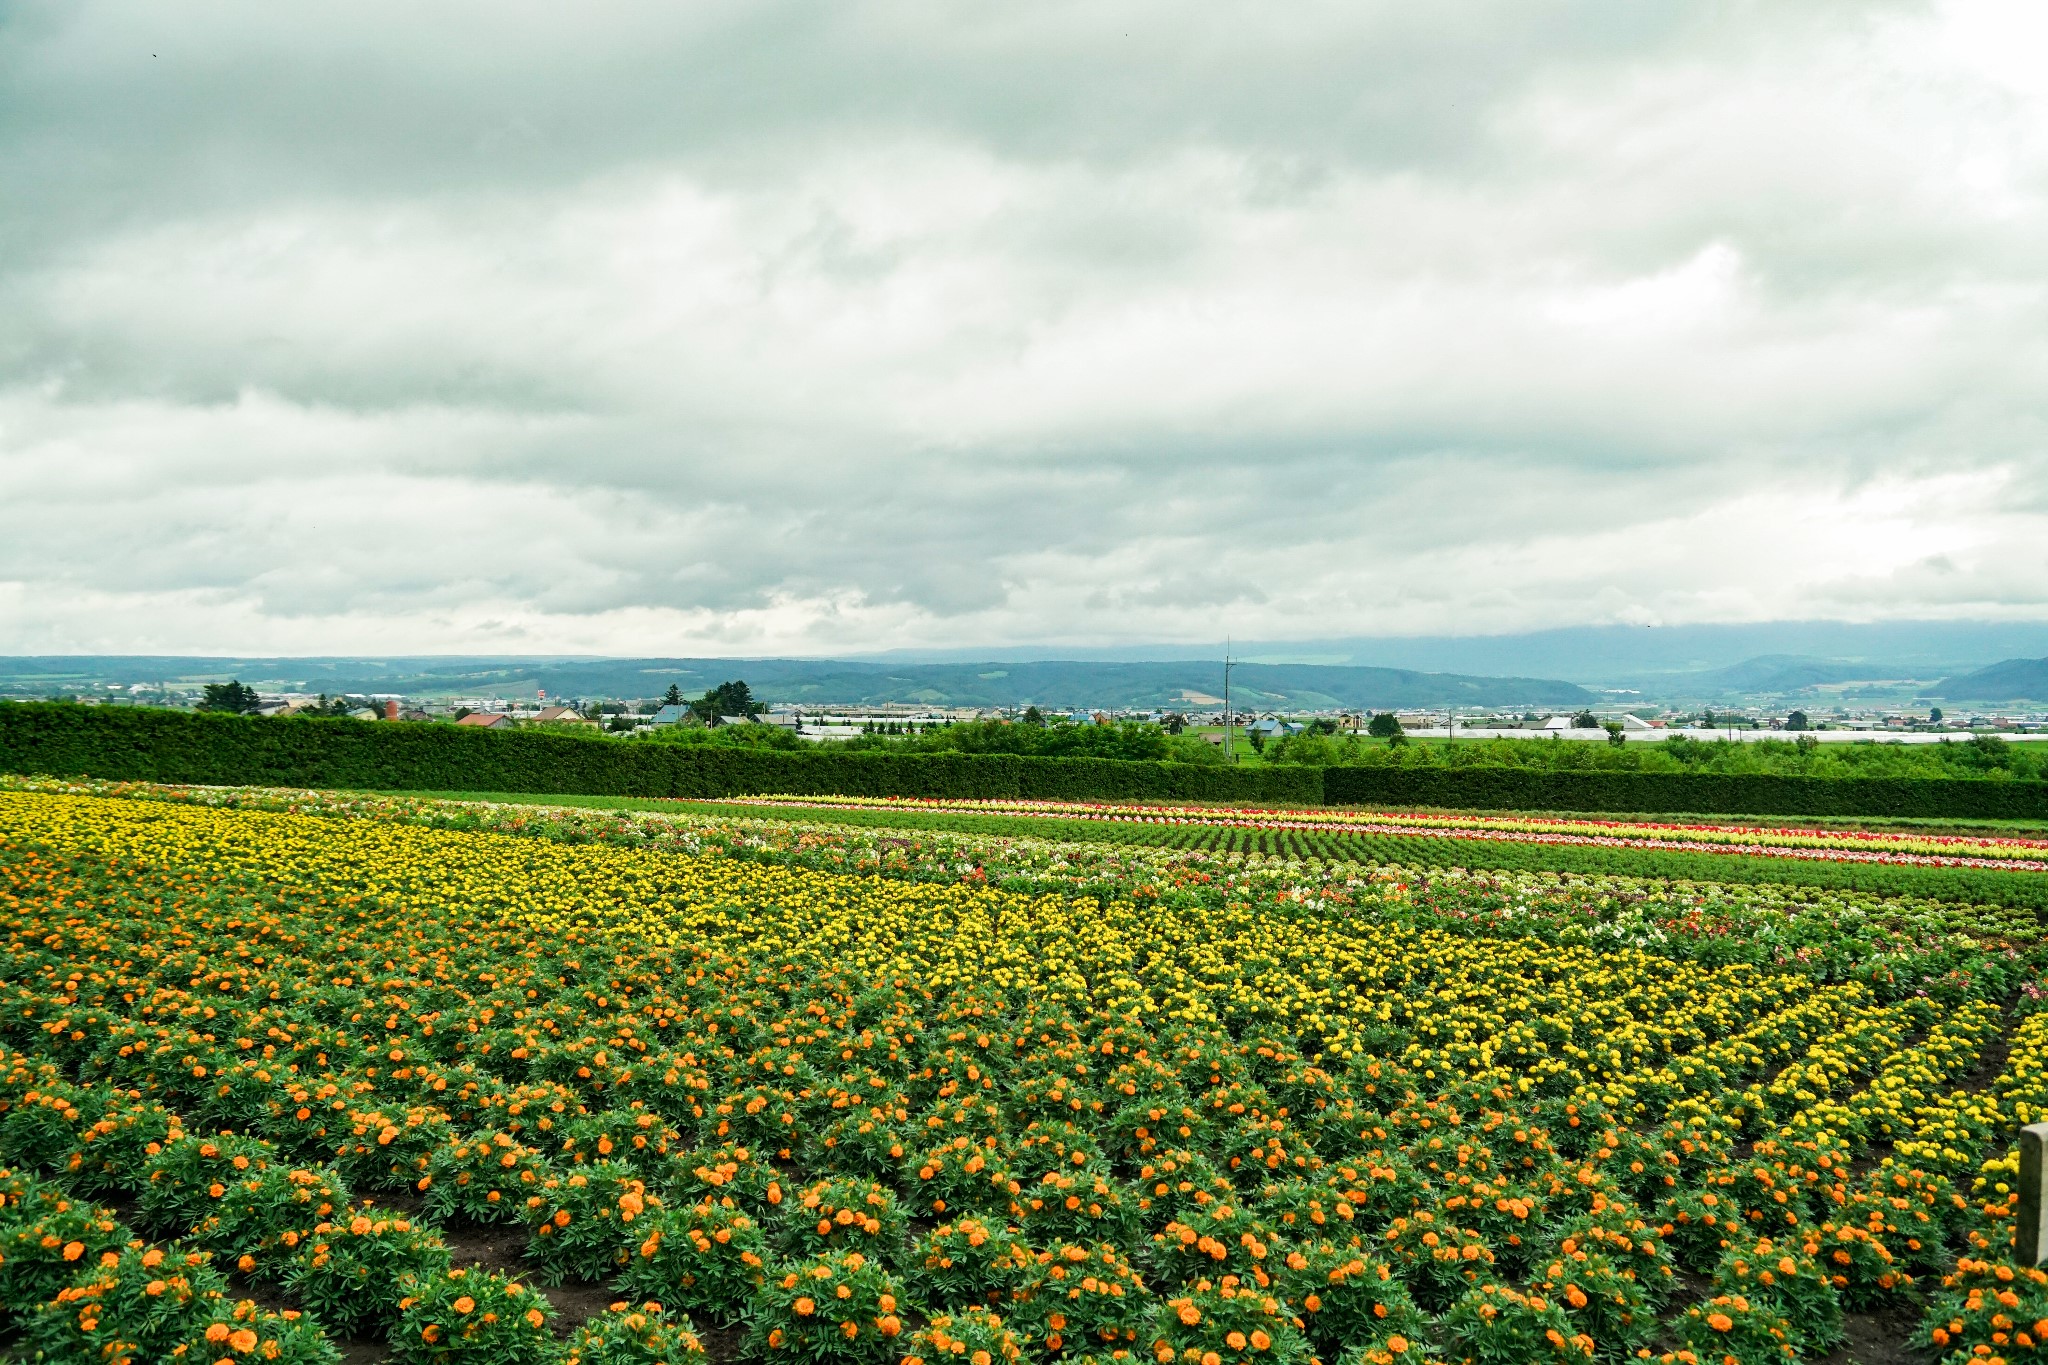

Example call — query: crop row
[673,798,2048,914]
[0,791,2041,1364]
[729,795,2048,864]
[10,775,2044,1004]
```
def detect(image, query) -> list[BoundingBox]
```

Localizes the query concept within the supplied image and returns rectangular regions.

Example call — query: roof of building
[650,704,690,725]
[533,706,586,723]
[456,712,512,728]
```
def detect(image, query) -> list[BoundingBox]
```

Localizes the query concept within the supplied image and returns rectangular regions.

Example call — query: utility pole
[1223,637,1236,763]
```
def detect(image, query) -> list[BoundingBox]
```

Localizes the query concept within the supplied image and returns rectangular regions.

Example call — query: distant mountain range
[0,656,1593,711]
[1936,657,2048,703]
[7,623,2048,709]
[864,620,2048,680]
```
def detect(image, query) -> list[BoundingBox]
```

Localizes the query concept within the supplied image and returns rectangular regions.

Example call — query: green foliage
[0,1168,129,1311]
[563,1300,708,1363]
[1437,1281,1588,1362]
[1328,728,2048,781]
[1918,1257,2048,1363]
[1015,1241,1151,1353]
[643,721,805,750]
[846,717,1177,762]
[747,1248,907,1365]
[26,1243,231,1364]
[420,1131,554,1223]
[1320,763,2048,819]
[136,1131,278,1238]
[901,1307,1026,1365]
[1367,713,1403,739]
[178,1298,344,1365]
[0,702,1319,803]
[907,1218,1035,1313]
[775,1176,906,1260]
[522,1162,661,1284]
[1711,1237,1843,1352]
[1669,1293,1799,1363]
[1148,1276,1312,1365]
[198,680,264,714]
[285,1208,452,1337]
[394,1265,558,1365]
[616,1196,772,1326]
[693,679,762,723]
[1271,1245,1429,1360]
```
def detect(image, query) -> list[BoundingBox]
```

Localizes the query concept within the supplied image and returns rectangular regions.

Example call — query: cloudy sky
[3,1,2046,656]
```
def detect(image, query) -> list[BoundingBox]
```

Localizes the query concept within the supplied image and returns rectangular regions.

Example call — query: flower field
[0,784,2043,1364]
[720,795,2048,870]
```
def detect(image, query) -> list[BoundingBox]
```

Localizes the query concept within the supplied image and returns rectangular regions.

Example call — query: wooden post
[2022,1123,2048,1267]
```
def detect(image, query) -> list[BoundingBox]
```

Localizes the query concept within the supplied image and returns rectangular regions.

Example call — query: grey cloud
[3,0,2047,654]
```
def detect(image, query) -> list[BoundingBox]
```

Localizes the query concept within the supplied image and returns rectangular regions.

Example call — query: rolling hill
[0,655,1592,712]
[1936,657,2048,702]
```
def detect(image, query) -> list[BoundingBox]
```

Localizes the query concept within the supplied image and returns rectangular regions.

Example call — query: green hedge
[1321,764,2048,819]
[8,704,2046,818]
[0,703,1319,804]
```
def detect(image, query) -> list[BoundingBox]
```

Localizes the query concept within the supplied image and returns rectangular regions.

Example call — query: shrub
[817,1111,916,1185]
[0,1174,129,1312]
[908,1218,1036,1313]
[0,1081,109,1175]
[524,1163,662,1284]
[1711,1236,1843,1352]
[197,1164,354,1277]
[1146,1275,1311,1365]
[747,1248,906,1365]
[25,1243,230,1365]
[562,1300,708,1364]
[667,1141,787,1213]
[420,1131,555,1223]
[393,1266,557,1365]
[1664,1293,1798,1363]
[1542,1212,1677,1306]
[775,1176,906,1262]
[0,702,1320,805]
[1532,1248,1656,1357]
[616,1197,771,1326]
[137,1132,279,1238]
[906,1136,1015,1219]
[1132,1150,1237,1234]
[284,1208,452,1337]
[1014,1241,1152,1356]
[333,1105,455,1191]
[70,1098,187,1198]
[1808,1219,1911,1309]
[1150,1200,1283,1288]
[177,1297,342,1365]
[1437,1282,1590,1363]
[1918,1256,2048,1363]
[1380,1211,1495,1313]
[901,1307,1026,1365]
[1269,1244,1427,1360]
[553,1108,681,1173]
